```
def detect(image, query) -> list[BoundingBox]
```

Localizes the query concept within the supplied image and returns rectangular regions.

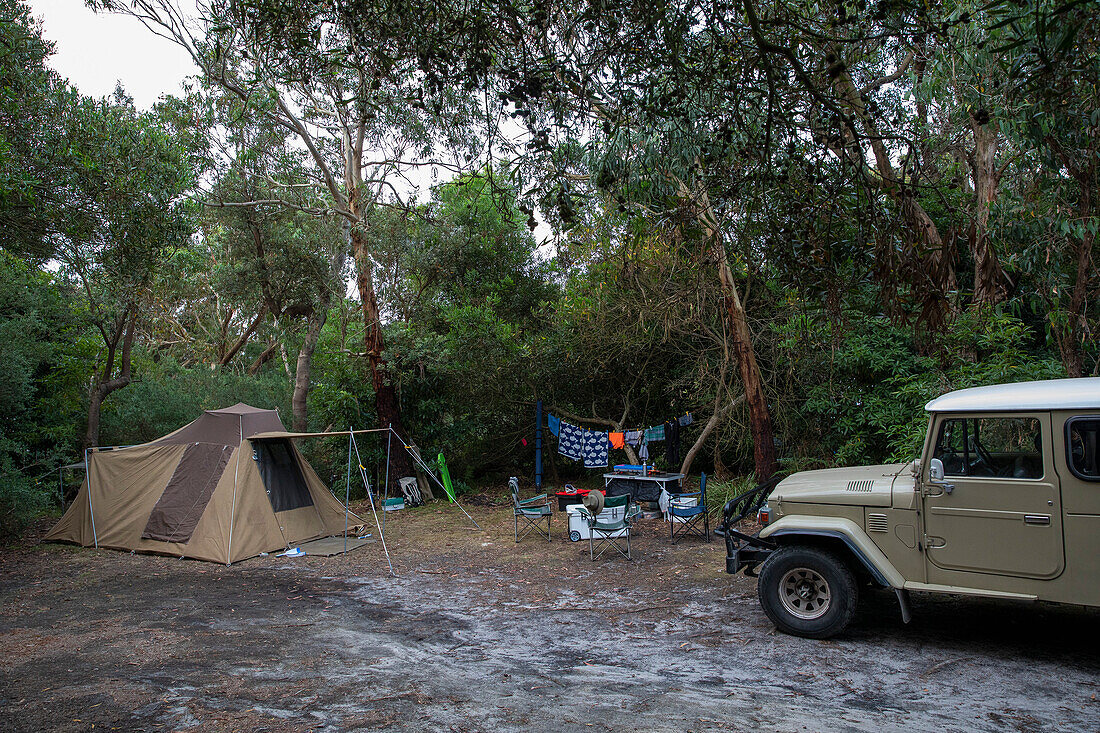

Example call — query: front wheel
[757,545,858,639]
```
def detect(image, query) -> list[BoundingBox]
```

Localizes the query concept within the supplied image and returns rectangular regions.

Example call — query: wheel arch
[761,516,905,589]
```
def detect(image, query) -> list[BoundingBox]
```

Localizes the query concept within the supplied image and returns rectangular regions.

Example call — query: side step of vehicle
[902,582,1038,601]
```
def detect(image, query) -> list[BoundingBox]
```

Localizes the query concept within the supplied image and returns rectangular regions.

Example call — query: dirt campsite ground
[2,485,1098,733]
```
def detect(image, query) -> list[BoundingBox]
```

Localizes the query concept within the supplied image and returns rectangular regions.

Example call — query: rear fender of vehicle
[760,515,906,589]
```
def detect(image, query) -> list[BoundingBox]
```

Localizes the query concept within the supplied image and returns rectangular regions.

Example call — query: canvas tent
[46,403,362,564]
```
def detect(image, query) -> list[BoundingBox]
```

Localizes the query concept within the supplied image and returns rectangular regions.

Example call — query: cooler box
[566,503,628,542]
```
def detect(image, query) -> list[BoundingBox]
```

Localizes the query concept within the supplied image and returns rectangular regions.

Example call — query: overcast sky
[29,0,197,108]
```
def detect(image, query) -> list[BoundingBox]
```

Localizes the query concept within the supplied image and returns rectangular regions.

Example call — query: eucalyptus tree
[103,0,488,475]
[54,91,197,448]
[202,105,349,430]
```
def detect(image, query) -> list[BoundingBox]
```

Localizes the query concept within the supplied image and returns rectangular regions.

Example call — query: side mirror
[929,458,945,481]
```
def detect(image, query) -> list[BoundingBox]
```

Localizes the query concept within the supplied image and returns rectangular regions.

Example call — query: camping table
[602,471,684,503]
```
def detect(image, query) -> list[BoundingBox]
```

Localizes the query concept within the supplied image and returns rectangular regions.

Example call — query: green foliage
[792,304,1063,467]
[97,355,291,446]
[0,251,89,537]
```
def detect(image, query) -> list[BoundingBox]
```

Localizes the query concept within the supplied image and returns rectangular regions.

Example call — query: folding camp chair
[579,493,639,560]
[510,476,552,542]
[668,473,709,544]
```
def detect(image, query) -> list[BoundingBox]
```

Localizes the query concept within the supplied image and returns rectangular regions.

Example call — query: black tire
[569,530,581,542]
[757,545,859,639]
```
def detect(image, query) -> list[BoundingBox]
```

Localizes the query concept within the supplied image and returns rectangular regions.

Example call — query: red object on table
[553,487,605,511]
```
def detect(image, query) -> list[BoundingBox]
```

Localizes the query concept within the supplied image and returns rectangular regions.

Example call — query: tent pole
[351,431,394,576]
[344,429,352,555]
[226,416,243,566]
[535,399,543,491]
[84,448,98,549]
[382,426,392,533]
[391,427,480,530]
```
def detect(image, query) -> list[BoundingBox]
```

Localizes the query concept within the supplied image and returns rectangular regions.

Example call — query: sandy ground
[2,494,1098,732]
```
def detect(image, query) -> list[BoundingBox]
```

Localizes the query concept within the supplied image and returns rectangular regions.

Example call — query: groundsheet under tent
[295,536,375,556]
[252,426,481,576]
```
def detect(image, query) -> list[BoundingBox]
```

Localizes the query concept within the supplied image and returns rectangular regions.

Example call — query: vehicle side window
[933,417,1043,479]
[1066,417,1100,481]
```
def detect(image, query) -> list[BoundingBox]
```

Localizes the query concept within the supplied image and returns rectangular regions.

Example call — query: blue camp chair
[668,473,709,543]
[579,493,639,560]
[510,476,551,542]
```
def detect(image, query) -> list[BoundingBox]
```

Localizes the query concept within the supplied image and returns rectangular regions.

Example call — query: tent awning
[249,429,392,440]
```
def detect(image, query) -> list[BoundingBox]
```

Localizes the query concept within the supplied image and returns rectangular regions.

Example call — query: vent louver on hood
[846,480,875,492]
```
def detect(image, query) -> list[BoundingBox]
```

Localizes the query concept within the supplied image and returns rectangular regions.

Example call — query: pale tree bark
[680,394,747,478]
[291,305,327,431]
[968,112,1011,306]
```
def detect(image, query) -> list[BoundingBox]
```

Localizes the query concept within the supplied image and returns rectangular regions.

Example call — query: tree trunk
[83,306,138,449]
[219,306,267,367]
[291,306,327,431]
[686,170,779,482]
[1056,219,1093,378]
[248,339,280,376]
[680,394,746,478]
[84,383,106,450]
[719,259,779,481]
[970,114,1009,305]
[351,228,414,479]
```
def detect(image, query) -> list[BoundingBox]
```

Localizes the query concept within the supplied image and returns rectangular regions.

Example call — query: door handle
[1024,515,1051,526]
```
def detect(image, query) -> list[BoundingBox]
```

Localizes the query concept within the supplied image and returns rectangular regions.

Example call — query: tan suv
[724,377,1100,638]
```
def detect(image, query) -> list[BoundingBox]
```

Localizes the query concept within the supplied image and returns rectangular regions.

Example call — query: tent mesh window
[252,439,315,512]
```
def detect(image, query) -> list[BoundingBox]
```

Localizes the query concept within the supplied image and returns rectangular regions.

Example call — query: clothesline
[544,412,693,469]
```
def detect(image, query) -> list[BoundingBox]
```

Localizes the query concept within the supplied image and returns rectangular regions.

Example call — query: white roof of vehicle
[925,378,1100,412]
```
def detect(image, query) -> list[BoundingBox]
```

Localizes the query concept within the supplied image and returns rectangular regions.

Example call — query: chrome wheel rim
[779,567,831,620]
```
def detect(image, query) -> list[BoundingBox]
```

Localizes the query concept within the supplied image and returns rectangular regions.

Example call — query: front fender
[760,515,905,589]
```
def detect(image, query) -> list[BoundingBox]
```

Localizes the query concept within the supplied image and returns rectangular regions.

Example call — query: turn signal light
[757,505,770,526]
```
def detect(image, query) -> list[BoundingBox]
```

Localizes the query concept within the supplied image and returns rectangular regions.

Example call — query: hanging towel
[582,431,609,469]
[645,424,665,442]
[639,440,650,461]
[558,421,584,460]
[609,432,625,449]
[547,414,561,436]
[678,413,693,427]
[665,420,681,466]
[625,430,642,446]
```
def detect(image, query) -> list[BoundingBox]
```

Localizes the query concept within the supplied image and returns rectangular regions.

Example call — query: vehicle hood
[771,463,911,508]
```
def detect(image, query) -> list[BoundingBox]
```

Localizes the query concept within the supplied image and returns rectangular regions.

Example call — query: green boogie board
[437,452,456,502]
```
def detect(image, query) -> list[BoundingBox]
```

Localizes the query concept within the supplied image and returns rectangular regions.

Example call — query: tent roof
[154,403,286,446]
[207,403,279,416]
